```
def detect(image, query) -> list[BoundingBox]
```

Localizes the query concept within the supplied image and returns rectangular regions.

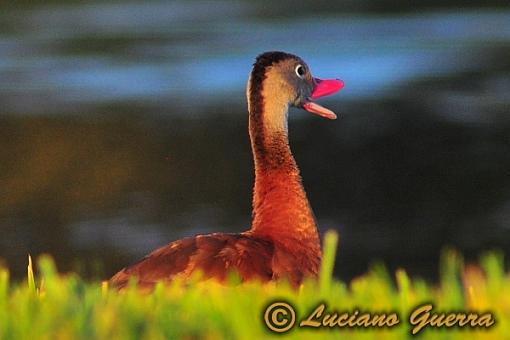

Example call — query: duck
[110,51,344,289]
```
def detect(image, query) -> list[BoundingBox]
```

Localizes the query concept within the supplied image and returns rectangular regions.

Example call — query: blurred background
[0,1,509,281]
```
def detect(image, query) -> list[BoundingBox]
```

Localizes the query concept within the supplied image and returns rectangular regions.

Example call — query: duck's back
[109,232,275,290]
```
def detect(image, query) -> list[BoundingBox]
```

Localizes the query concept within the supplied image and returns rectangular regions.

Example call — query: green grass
[0,231,508,339]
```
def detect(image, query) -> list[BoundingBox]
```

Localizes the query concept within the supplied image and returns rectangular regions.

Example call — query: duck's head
[247,51,344,120]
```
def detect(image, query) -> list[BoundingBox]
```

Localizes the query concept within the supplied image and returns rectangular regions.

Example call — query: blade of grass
[27,254,36,294]
[440,247,464,307]
[319,229,339,294]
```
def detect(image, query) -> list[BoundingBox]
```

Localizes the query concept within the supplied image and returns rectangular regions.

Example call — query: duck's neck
[248,93,320,250]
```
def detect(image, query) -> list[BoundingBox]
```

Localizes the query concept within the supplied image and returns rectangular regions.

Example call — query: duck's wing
[109,232,274,290]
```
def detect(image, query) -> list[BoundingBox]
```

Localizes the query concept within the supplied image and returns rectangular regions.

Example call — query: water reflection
[1,3,509,111]
[0,1,509,281]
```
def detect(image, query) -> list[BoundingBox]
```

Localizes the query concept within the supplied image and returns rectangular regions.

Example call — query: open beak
[302,78,344,119]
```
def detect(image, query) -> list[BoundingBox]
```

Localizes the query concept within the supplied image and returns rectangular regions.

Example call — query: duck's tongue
[302,78,344,120]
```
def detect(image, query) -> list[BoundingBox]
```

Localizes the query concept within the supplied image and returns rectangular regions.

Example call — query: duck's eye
[295,64,305,78]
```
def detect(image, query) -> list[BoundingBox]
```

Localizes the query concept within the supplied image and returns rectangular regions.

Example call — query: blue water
[0,2,509,113]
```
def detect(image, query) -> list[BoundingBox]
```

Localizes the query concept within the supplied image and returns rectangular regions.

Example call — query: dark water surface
[0,1,509,280]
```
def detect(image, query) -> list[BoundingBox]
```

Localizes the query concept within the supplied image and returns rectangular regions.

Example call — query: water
[0,1,509,280]
[2,3,509,111]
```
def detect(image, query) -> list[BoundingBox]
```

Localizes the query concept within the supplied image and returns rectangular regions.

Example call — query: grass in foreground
[0,231,508,339]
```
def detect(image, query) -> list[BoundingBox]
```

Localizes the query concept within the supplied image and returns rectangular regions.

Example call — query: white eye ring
[295,64,305,78]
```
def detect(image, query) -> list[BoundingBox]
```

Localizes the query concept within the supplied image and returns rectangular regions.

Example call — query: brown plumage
[110,51,344,289]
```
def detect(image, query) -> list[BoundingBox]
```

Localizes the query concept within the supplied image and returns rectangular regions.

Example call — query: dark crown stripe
[249,51,296,118]
[248,52,297,163]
